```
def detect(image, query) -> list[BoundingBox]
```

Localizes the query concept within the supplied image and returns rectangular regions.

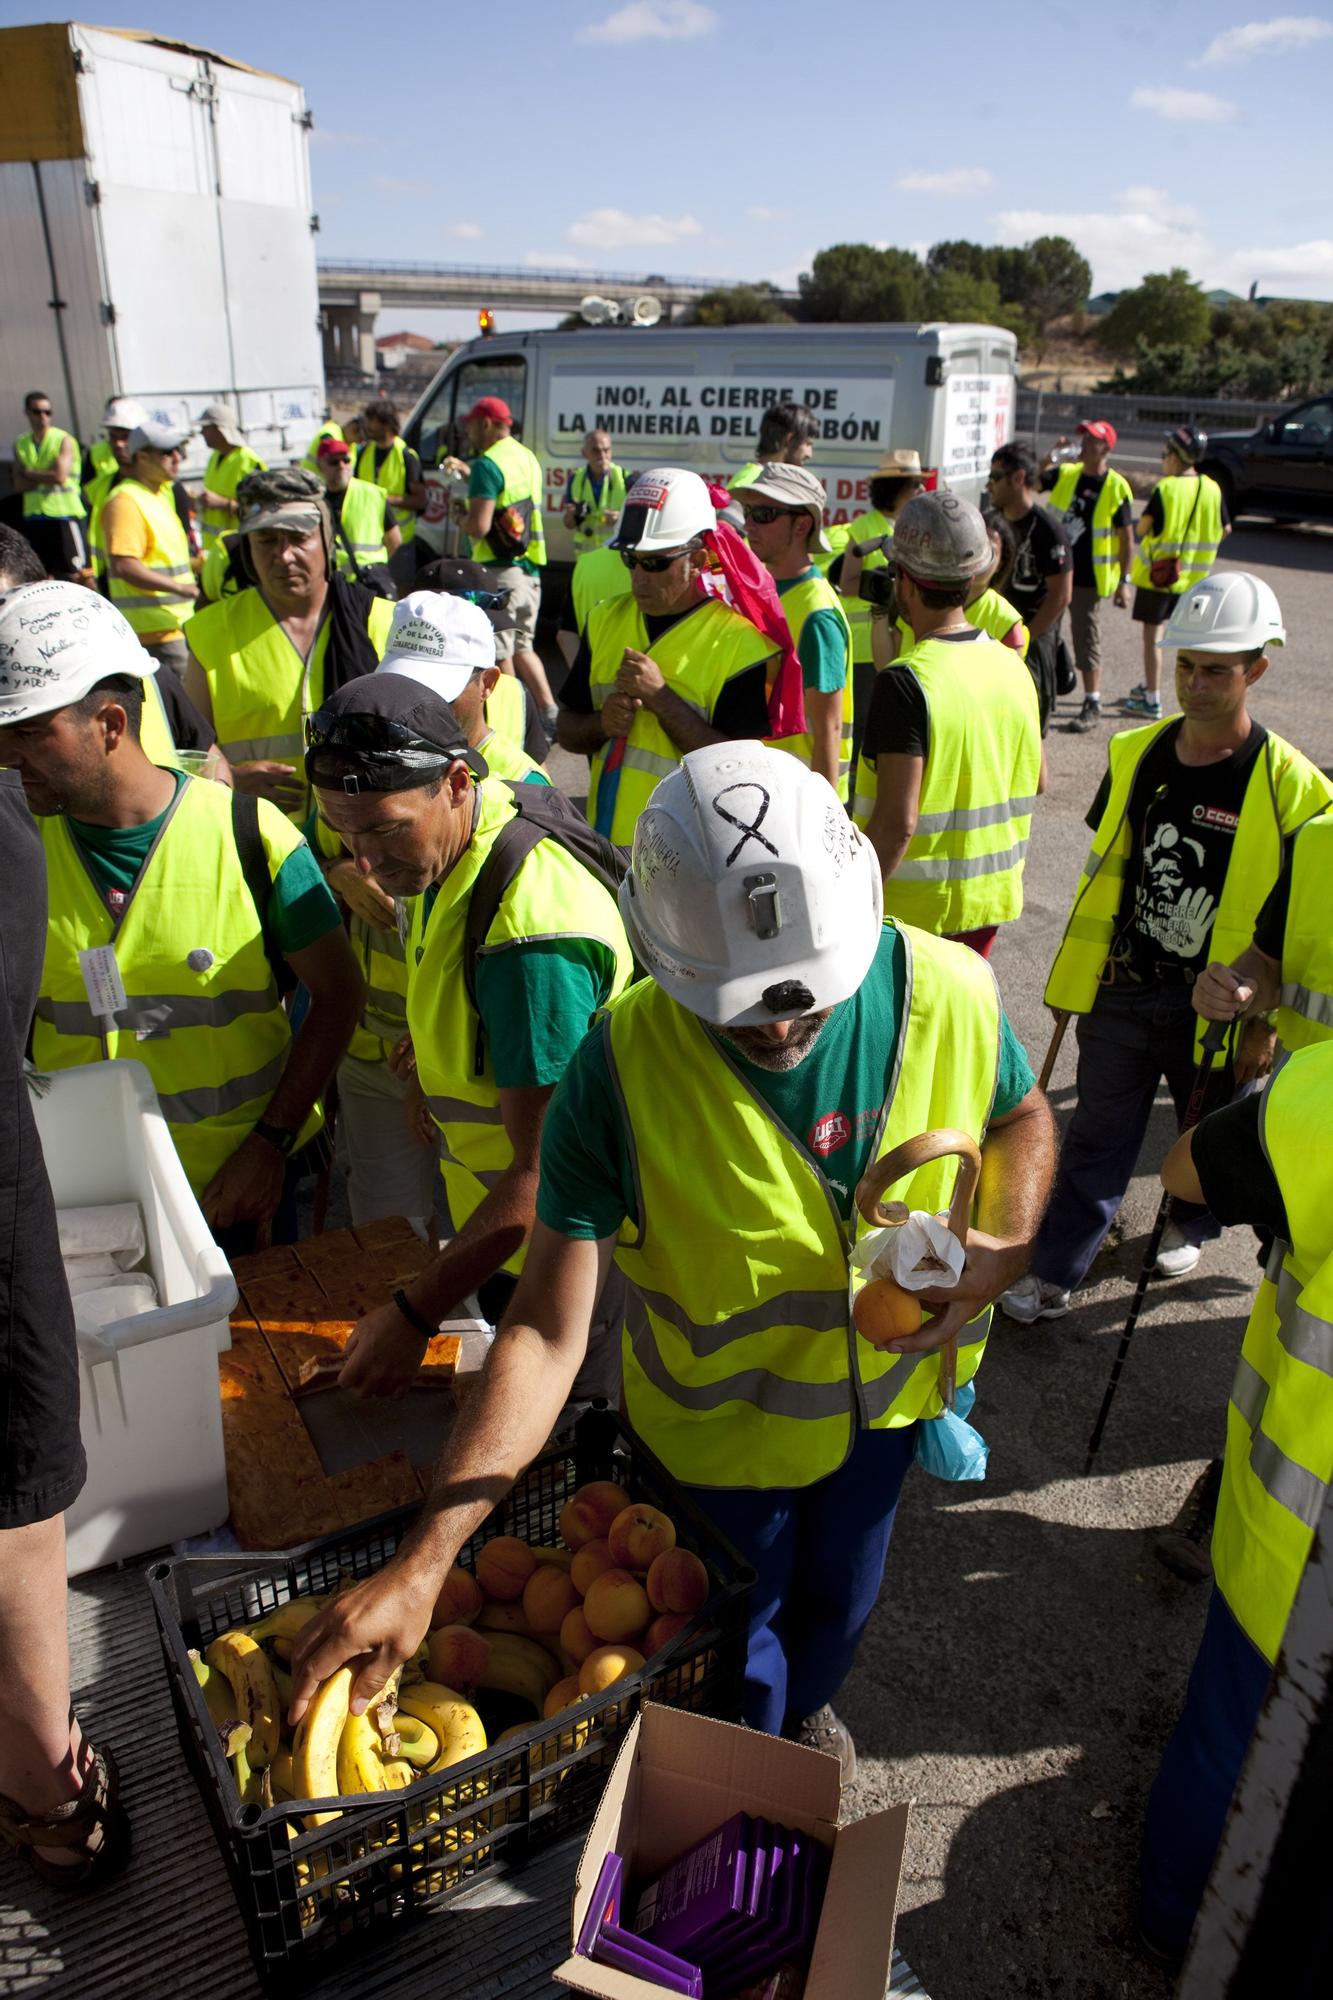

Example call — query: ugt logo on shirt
[808,1111,851,1156]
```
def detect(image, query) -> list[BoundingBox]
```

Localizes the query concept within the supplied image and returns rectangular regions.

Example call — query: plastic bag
[915,1379,989,1482]
[850,1210,965,1290]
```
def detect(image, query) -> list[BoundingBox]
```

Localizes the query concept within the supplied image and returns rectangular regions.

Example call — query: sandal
[0,1740,130,1891]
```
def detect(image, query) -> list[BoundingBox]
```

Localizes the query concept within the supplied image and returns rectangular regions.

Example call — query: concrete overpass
[316,259,784,371]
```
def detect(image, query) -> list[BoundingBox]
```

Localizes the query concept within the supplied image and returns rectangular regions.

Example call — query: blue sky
[19,3,1333,338]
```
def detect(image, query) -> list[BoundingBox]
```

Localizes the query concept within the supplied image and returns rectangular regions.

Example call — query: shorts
[484,566,542,657]
[1132,586,1178,626]
[335,1051,439,1228]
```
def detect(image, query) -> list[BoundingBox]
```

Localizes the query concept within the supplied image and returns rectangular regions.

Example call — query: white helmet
[103,397,147,432]
[613,467,715,554]
[0,582,153,726]
[619,742,883,1026]
[1161,572,1285,653]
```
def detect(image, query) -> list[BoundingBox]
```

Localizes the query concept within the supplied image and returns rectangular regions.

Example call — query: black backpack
[462,784,631,1074]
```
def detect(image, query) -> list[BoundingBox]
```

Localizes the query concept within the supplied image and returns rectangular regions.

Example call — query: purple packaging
[710,1830,829,1994]
[592,1927,704,1996]
[634,1811,753,1957]
[577,1851,626,1957]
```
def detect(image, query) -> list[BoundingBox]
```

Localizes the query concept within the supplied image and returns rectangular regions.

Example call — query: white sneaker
[1155,1223,1201,1279]
[1000,1273,1071,1324]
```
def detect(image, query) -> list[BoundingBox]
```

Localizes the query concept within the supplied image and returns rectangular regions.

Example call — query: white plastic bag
[850,1210,965,1291]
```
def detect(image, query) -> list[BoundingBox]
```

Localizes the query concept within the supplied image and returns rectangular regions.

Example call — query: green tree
[797,243,926,322]
[1101,269,1211,357]
[1001,235,1092,326]
[692,282,794,326]
[925,239,995,286]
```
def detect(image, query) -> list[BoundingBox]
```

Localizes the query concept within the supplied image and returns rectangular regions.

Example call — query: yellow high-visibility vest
[829,507,894,666]
[201,446,265,552]
[569,463,627,553]
[468,436,546,568]
[302,421,344,474]
[897,586,1029,660]
[1129,474,1224,593]
[330,478,390,575]
[105,479,195,637]
[483,671,527,751]
[1274,811,1333,1053]
[356,437,418,546]
[570,544,631,635]
[1047,463,1134,597]
[16,427,84,519]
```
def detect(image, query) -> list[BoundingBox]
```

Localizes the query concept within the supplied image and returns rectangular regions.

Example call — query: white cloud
[566,208,702,250]
[523,251,584,269]
[748,205,788,222]
[444,222,483,241]
[310,127,374,149]
[372,174,434,197]
[1198,15,1333,63]
[993,197,1209,294]
[1218,238,1333,288]
[1118,185,1201,226]
[577,0,718,44]
[1131,85,1236,121]
[895,167,995,196]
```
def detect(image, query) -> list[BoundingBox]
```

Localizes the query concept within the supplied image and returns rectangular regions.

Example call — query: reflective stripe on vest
[187,588,394,821]
[1212,1048,1333,1661]
[765,567,853,800]
[605,924,1001,1489]
[1129,475,1224,592]
[16,427,85,519]
[332,479,390,572]
[586,595,775,845]
[106,480,195,635]
[1274,811,1333,1054]
[33,778,320,1195]
[468,436,546,568]
[201,446,265,552]
[854,634,1041,934]
[407,779,633,1267]
[356,437,417,545]
[570,463,628,553]
[571,544,632,635]
[1047,464,1133,598]
[1045,721,1333,1057]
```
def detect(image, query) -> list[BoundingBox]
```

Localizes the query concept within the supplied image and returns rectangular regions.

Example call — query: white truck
[0,22,325,483]
[404,321,1018,569]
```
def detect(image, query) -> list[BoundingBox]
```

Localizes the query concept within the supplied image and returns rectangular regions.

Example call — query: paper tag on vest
[79,945,128,1021]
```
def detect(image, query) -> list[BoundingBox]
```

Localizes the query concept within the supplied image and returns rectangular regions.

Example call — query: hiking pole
[1083,1017,1228,1475]
[1038,1010,1072,1094]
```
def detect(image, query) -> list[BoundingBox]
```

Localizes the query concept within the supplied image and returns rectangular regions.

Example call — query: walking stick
[1037,1010,1072,1094]
[1083,1017,1229,1474]
[855,1129,983,1412]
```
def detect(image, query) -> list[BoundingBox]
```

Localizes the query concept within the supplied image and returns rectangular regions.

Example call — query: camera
[860,564,898,618]
[571,501,592,528]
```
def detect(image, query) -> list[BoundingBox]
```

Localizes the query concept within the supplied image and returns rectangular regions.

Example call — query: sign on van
[941,373,1014,484]
[549,374,895,451]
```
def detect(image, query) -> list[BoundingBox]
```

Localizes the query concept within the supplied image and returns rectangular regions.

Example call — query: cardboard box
[554,1704,910,2000]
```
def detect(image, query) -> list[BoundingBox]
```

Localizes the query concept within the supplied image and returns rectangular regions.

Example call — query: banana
[205,1630,282,1769]
[292,1667,352,1807]
[531,1545,574,1572]
[478,1631,562,1709]
[269,1746,296,1803]
[231,1731,263,1806]
[219,1717,253,1761]
[337,1707,391,1796]
[271,1663,294,1714]
[395,1681,488,1771]
[190,1652,240,1735]
[389,1715,440,1768]
[381,1758,415,1790]
[248,1596,327,1646]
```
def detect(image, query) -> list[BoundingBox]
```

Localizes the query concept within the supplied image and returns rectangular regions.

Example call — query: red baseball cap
[316,436,351,462]
[1078,420,1118,449]
[464,396,513,426]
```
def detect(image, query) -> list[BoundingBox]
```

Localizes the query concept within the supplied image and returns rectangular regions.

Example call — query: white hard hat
[613,467,715,555]
[103,397,147,432]
[0,582,154,726]
[1161,572,1285,654]
[619,742,883,1026]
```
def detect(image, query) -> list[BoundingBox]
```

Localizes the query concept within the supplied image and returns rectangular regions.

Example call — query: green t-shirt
[538,925,1035,1238]
[778,568,850,694]
[468,452,537,576]
[69,774,341,957]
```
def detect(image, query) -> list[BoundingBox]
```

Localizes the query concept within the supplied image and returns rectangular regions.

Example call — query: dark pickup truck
[1201,395,1333,524]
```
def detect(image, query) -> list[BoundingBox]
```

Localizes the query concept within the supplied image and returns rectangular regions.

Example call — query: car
[1201,394,1333,524]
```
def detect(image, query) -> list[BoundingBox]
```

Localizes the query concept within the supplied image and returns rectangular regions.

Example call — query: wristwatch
[392,1287,438,1343]
[252,1118,298,1157]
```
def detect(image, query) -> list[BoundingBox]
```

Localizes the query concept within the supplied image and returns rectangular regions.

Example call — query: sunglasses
[28,406,52,417]
[740,504,802,526]
[304,708,467,761]
[619,546,695,573]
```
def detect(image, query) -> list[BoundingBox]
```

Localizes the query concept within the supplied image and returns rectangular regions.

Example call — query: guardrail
[1017,387,1283,441]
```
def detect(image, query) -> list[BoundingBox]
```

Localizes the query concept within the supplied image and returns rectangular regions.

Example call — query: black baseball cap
[414,555,516,634]
[304,672,487,794]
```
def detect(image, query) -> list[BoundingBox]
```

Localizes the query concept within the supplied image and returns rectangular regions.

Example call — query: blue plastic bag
[914,1379,989,1482]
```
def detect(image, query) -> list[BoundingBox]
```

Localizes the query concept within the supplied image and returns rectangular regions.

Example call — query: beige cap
[732,461,831,553]
[872,447,924,479]
[198,401,246,448]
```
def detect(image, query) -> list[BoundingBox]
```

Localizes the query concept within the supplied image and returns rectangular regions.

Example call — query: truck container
[0,22,325,483]
[404,321,1017,569]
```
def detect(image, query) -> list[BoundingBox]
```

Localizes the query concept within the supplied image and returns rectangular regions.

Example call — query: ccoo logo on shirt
[808,1111,851,1156]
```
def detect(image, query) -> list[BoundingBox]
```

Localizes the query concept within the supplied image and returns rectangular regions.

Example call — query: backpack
[231,790,298,998]
[486,496,534,563]
[462,784,631,1074]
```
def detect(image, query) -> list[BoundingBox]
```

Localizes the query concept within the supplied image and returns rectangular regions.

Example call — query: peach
[475,1535,537,1602]
[430,1566,484,1629]
[578,1645,646,1698]
[644,1612,692,1657]
[558,1480,632,1551]
[582,1567,651,1643]
[543,1674,584,1719]
[558,1605,598,1667]
[427,1623,490,1690]
[646,1548,709,1617]
[607,1503,677,1573]
[570,1538,615,1597]
[852,1277,922,1346]
[521,1565,580,1635]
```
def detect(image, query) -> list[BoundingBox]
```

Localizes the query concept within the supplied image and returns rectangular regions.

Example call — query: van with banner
[404,322,1017,568]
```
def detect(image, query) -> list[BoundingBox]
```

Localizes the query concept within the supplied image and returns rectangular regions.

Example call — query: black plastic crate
[148,1407,752,1993]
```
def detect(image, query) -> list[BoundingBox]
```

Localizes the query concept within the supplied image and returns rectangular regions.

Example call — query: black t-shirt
[1191,1092,1289,1242]
[1086,719,1269,984]
[1041,469,1133,589]
[560,599,770,739]
[861,627,993,766]
[155,665,216,753]
[1005,505,1071,620]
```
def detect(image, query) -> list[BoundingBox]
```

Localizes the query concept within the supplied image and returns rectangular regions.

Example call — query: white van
[404,321,1017,569]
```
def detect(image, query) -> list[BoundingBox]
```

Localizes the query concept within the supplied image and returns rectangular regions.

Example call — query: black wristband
[252,1117,298,1157]
[392,1287,437,1344]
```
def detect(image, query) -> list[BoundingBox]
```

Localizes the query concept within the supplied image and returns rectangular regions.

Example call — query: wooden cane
[1037,1010,1072,1095]
[854,1129,983,1411]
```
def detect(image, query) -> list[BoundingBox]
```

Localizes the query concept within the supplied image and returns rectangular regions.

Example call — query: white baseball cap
[375,591,495,703]
[0,582,155,726]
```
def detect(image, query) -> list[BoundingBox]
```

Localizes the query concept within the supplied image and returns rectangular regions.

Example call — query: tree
[1101,269,1211,357]
[797,244,926,322]
[925,239,995,287]
[1002,235,1092,327]
[692,282,793,326]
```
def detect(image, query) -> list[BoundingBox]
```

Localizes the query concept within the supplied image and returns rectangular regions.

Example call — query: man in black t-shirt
[987,441,1072,733]
[1041,422,1134,732]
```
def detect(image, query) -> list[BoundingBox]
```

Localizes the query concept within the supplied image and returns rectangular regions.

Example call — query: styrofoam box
[31,1061,237,1576]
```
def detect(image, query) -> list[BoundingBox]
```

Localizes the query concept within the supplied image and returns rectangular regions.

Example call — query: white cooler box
[30,1061,237,1576]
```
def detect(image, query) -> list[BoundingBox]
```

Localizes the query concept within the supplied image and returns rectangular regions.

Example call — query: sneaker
[787,1705,857,1785]
[999,1273,1071,1324]
[1121,691,1163,717]
[1155,1222,1201,1278]
[1066,696,1102,733]
[541,704,560,743]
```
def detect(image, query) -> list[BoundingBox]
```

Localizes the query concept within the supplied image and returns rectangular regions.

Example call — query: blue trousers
[1138,1587,1273,1955]
[1032,981,1234,1293]
[687,1422,918,1737]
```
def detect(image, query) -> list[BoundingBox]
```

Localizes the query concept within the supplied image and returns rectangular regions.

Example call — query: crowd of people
[0,384,1327,1976]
